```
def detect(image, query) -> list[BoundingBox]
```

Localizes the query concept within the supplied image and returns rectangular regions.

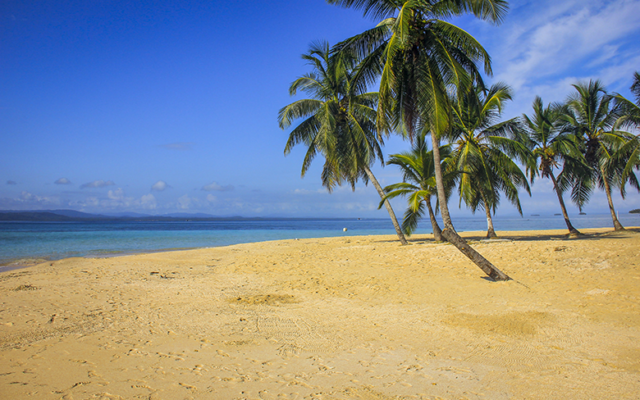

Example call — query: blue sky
[1,0,639,218]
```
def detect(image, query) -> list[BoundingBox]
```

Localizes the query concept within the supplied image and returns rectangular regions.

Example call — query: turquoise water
[1,214,639,264]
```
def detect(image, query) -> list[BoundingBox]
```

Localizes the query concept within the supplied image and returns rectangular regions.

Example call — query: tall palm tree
[612,72,640,185]
[521,97,585,237]
[561,80,632,231]
[380,134,454,241]
[278,41,408,244]
[447,83,531,239]
[328,0,511,280]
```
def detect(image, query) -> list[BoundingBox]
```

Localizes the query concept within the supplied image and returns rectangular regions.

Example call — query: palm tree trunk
[549,171,582,237]
[425,196,443,242]
[429,133,510,281]
[363,165,409,245]
[479,190,497,239]
[600,167,625,231]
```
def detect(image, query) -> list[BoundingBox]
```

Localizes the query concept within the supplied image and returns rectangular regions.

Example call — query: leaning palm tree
[379,134,455,241]
[447,83,531,239]
[328,0,511,280]
[278,41,408,244]
[521,97,586,237]
[612,72,640,186]
[561,80,632,231]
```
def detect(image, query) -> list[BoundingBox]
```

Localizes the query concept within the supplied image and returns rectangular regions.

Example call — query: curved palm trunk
[363,165,409,245]
[600,167,625,231]
[549,172,582,237]
[479,190,497,239]
[430,133,510,281]
[425,196,443,242]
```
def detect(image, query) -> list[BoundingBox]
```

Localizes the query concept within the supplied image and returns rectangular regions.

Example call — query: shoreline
[1,227,639,398]
[2,213,639,267]
[0,226,640,274]
[1,226,637,272]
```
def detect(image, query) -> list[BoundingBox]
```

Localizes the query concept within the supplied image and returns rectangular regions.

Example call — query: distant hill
[0,210,357,222]
[101,212,152,218]
[631,209,640,214]
[0,211,75,221]
[46,209,109,218]
[163,212,218,218]
[0,210,251,222]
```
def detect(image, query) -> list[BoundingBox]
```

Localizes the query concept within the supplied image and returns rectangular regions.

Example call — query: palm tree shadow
[370,227,639,245]
[463,227,640,242]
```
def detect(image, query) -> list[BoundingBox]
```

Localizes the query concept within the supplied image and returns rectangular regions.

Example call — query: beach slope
[1,228,639,399]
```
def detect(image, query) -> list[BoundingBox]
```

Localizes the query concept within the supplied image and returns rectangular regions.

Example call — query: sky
[1,0,639,219]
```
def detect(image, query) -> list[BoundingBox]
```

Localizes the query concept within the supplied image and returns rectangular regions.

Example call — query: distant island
[0,210,357,222]
[631,209,640,214]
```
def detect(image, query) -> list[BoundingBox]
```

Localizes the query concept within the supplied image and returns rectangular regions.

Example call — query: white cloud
[206,194,217,202]
[151,180,170,191]
[54,177,72,185]
[107,188,125,201]
[69,189,161,211]
[487,0,640,117]
[202,182,234,191]
[80,180,115,189]
[177,194,192,210]
[292,188,327,195]
[140,194,157,210]
[84,197,99,207]
[0,191,62,209]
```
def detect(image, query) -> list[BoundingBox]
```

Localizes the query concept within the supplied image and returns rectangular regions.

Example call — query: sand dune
[1,228,639,399]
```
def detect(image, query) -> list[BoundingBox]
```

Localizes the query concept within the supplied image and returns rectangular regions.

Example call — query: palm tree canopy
[521,96,585,183]
[611,72,640,193]
[632,71,640,102]
[380,134,454,234]
[328,0,508,139]
[327,0,508,22]
[614,71,640,130]
[278,41,384,191]
[446,83,531,215]
[560,79,637,204]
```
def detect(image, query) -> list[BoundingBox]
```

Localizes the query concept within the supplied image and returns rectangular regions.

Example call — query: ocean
[1,213,639,265]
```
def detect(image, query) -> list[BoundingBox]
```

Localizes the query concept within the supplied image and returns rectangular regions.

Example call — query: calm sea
[1,214,639,265]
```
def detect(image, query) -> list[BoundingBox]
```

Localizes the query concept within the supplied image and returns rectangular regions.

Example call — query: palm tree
[521,97,585,237]
[380,134,455,241]
[612,72,640,186]
[328,0,511,280]
[561,80,633,231]
[447,83,531,239]
[278,41,408,244]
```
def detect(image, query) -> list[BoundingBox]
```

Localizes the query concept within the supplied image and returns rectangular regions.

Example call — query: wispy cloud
[80,180,115,189]
[158,142,194,151]
[151,180,170,191]
[140,194,157,210]
[6,180,17,185]
[54,178,72,185]
[177,194,192,210]
[292,188,327,195]
[202,182,234,192]
[69,189,158,211]
[485,0,640,116]
[0,191,62,209]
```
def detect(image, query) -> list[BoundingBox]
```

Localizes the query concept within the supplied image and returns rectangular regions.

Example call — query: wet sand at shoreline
[1,227,639,399]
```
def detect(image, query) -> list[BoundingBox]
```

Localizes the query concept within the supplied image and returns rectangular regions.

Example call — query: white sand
[1,228,639,399]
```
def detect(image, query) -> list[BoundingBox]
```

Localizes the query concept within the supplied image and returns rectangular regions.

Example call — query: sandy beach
[1,227,639,399]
